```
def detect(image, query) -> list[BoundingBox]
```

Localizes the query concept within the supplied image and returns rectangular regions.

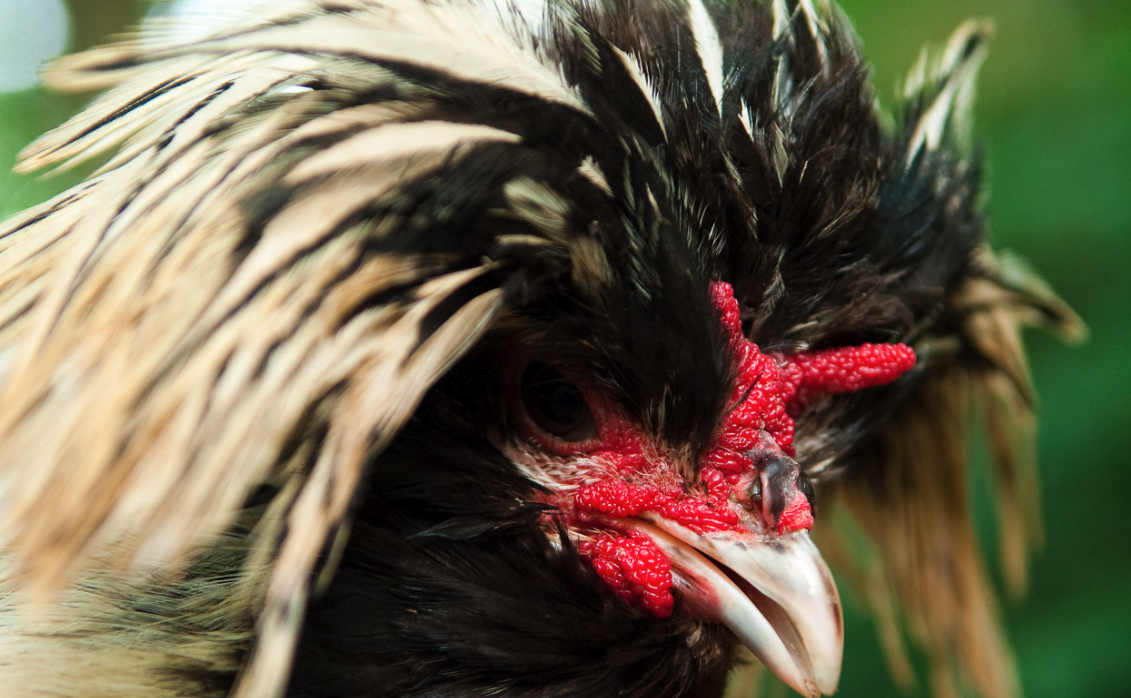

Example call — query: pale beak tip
[614,520,844,696]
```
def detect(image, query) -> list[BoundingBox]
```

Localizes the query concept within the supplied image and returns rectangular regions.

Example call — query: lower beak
[619,518,843,697]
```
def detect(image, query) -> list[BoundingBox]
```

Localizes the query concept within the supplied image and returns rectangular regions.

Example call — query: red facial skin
[528,283,916,618]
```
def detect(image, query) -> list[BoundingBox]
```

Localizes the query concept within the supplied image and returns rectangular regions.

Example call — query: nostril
[740,436,816,532]
[759,454,794,525]
[797,468,816,516]
[747,476,762,504]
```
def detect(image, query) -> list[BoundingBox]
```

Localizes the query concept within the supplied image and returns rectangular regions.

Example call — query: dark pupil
[535,380,583,428]
[522,363,592,440]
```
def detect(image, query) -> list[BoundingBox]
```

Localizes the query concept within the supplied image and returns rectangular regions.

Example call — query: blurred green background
[0,1,1127,697]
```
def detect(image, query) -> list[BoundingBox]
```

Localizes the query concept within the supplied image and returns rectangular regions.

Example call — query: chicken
[0,1,1082,698]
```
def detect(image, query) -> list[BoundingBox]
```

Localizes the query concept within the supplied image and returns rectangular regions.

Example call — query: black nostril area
[759,454,795,524]
[797,468,816,516]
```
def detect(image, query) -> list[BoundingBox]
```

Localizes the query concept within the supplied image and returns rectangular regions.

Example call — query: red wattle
[579,532,674,617]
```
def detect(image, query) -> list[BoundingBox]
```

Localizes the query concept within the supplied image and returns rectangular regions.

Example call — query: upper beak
[620,518,843,697]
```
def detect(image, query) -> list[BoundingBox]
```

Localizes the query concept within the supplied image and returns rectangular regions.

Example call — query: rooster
[0,1,1081,698]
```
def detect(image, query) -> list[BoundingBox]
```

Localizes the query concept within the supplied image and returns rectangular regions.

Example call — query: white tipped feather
[687,0,725,116]
[739,98,756,139]
[578,156,612,196]
[771,0,790,40]
[906,20,993,166]
[797,0,829,66]
[611,47,667,139]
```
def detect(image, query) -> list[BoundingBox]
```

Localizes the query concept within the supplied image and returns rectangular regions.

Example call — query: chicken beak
[621,518,843,697]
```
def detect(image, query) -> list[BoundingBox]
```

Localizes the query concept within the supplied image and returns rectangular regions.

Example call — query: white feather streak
[286,121,520,184]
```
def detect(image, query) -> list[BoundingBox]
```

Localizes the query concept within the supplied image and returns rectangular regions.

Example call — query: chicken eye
[520,363,597,443]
